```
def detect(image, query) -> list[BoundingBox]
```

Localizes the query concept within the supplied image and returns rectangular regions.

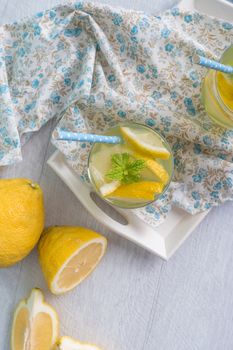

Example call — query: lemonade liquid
[201,45,233,129]
[88,123,173,209]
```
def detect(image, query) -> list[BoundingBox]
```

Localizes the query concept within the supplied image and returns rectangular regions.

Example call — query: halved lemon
[121,126,170,159]
[109,181,164,201]
[11,288,59,350]
[55,336,102,350]
[38,226,107,295]
[99,180,121,196]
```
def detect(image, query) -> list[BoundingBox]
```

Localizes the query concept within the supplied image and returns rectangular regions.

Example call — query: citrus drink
[88,123,173,209]
[201,45,233,128]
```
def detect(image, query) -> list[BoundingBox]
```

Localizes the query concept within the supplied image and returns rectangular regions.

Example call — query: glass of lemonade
[88,123,173,209]
[201,45,233,129]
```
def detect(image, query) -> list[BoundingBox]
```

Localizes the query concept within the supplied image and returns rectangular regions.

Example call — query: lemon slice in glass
[121,126,170,159]
[99,180,121,196]
[109,181,164,201]
[132,152,169,184]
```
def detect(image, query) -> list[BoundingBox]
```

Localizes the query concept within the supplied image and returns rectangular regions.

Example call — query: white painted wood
[195,0,233,22]
[0,1,233,350]
[48,150,209,259]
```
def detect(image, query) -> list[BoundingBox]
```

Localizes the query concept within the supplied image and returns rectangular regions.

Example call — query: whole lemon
[0,178,44,267]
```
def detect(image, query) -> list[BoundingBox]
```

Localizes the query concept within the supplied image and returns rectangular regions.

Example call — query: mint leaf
[106,153,145,184]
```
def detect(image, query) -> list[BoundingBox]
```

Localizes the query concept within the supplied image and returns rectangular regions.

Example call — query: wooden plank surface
[1,1,233,349]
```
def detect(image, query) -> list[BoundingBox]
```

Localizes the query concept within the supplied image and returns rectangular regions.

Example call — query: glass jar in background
[201,45,233,129]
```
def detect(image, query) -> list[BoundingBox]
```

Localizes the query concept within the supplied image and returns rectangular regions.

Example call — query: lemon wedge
[144,158,169,184]
[11,288,59,350]
[121,126,170,159]
[89,165,105,187]
[109,181,164,201]
[55,336,102,350]
[99,180,121,196]
[38,226,107,295]
[132,152,169,184]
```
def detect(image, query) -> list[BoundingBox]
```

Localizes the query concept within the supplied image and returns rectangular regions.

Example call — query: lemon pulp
[38,226,107,295]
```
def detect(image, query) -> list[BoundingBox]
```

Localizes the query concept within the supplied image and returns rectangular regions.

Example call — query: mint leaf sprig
[106,153,145,184]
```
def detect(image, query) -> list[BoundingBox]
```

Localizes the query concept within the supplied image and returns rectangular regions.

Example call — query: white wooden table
[1,1,233,349]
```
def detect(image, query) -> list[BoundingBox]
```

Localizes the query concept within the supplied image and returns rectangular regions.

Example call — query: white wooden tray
[48,151,208,259]
[180,0,233,22]
[47,0,232,259]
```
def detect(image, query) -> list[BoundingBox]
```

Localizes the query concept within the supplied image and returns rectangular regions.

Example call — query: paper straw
[54,130,122,144]
[193,54,233,74]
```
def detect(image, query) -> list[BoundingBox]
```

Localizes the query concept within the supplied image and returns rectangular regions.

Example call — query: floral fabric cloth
[0,1,233,226]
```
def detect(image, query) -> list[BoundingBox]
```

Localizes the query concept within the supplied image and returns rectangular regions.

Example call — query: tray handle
[47,151,167,258]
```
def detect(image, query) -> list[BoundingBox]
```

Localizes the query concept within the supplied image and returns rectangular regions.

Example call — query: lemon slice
[133,152,169,184]
[109,181,164,201]
[89,165,105,187]
[55,336,102,350]
[99,180,121,196]
[89,164,120,195]
[121,126,170,159]
[11,288,59,350]
[38,226,107,295]
[144,159,169,184]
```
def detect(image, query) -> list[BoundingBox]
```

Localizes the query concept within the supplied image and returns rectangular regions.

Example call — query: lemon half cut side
[38,227,107,295]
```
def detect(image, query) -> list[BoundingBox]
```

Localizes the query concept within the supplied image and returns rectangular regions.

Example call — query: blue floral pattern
[0,1,233,226]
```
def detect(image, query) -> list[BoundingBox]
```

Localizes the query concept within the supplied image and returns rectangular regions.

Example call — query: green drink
[201,45,233,129]
[88,123,173,209]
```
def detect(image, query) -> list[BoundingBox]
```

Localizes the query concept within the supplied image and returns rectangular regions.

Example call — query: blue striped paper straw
[193,54,233,74]
[54,130,122,144]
